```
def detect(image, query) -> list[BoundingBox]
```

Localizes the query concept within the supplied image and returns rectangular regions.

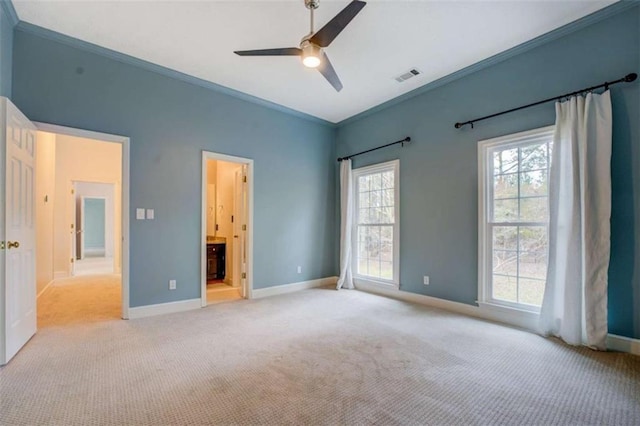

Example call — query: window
[352,160,399,287]
[478,126,554,311]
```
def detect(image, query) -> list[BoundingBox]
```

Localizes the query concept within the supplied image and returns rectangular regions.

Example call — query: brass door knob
[7,241,20,249]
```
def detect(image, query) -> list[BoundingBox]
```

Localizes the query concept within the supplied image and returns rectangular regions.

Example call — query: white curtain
[540,90,612,350]
[336,159,354,290]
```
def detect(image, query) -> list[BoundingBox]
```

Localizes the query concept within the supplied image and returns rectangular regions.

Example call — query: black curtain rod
[337,137,411,162]
[454,72,638,129]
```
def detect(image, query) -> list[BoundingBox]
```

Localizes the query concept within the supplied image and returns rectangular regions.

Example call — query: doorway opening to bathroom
[201,151,253,305]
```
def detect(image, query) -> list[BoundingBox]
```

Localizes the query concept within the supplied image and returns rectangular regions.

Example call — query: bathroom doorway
[201,151,253,305]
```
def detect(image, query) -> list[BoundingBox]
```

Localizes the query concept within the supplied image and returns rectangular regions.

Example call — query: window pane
[358,208,370,224]
[493,148,519,175]
[518,226,547,253]
[357,258,368,275]
[520,197,547,221]
[359,175,370,191]
[382,171,394,189]
[520,170,547,197]
[494,173,518,199]
[366,226,381,260]
[379,207,394,224]
[359,191,370,209]
[493,199,518,222]
[370,190,382,208]
[520,144,548,171]
[519,251,547,281]
[381,189,394,207]
[493,250,517,276]
[380,261,393,280]
[493,274,517,302]
[371,173,382,190]
[519,278,545,306]
[368,259,380,277]
[493,226,517,251]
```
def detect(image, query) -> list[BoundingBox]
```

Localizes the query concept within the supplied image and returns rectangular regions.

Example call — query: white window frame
[352,159,400,288]
[478,126,554,314]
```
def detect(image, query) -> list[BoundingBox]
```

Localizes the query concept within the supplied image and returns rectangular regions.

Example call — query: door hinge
[0,241,4,250]
[242,224,246,231]
[70,258,74,263]
[241,272,246,279]
[71,189,75,195]
[243,176,247,183]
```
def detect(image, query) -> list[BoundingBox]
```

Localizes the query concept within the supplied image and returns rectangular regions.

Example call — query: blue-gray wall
[12,28,336,307]
[83,198,106,250]
[0,1,14,98]
[336,5,640,339]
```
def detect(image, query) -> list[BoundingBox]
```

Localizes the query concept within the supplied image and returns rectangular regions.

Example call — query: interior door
[238,165,247,297]
[1,98,37,365]
[79,195,86,259]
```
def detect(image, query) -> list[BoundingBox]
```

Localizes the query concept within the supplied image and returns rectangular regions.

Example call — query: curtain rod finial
[454,123,463,129]
[625,73,637,82]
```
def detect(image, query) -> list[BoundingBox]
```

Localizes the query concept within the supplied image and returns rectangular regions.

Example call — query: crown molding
[337,1,638,127]
[14,21,336,128]
[0,0,18,27]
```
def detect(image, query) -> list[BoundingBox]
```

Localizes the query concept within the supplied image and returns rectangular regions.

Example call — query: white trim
[356,281,540,332]
[201,151,254,306]
[351,159,400,286]
[356,283,640,355]
[252,277,338,299]
[477,125,554,312]
[607,334,640,356]
[128,298,201,320]
[34,121,131,320]
[36,280,54,299]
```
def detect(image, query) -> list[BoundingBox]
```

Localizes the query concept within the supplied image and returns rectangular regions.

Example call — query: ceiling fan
[234,0,367,92]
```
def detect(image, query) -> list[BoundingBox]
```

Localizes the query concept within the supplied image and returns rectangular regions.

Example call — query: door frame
[34,122,131,319]
[201,151,254,306]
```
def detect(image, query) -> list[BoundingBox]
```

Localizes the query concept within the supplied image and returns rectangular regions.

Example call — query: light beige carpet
[37,275,122,328]
[2,288,639,425]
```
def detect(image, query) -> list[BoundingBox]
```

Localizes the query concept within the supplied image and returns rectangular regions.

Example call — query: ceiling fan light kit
[234,0,367,92]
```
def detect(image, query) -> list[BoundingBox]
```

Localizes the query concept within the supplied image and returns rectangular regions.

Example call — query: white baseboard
[252,276,338,299]
[53,271,68,280]
[607,334,640,355]
[36,280,54,299]
[128,298,201,320]
[356,282,639,356]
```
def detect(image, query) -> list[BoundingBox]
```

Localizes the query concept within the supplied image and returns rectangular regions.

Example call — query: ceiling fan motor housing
[305,0,320,10]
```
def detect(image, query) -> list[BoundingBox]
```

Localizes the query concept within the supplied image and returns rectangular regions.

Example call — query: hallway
[37,275,121,328]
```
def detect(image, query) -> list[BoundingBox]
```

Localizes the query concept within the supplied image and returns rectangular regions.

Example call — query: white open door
[235,165,248,297]
[79,195,86,260]
[1,98,37,365]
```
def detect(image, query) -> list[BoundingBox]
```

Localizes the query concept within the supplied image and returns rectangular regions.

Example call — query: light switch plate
[146,209,154,220]
[136,208,145,220]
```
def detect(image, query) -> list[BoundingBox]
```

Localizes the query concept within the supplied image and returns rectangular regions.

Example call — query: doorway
[72,182,116,276]
[201,151,253,306]
[34,123,130,326]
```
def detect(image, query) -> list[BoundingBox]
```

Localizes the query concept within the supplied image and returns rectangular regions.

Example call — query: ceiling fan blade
[234,48,302,56]
[309,1,366,48]
[318,52,343,92]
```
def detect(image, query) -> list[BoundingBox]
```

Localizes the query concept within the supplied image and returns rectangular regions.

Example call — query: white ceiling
[13,0,615,123]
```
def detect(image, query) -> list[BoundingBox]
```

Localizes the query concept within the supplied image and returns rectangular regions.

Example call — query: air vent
[394,68,421,83]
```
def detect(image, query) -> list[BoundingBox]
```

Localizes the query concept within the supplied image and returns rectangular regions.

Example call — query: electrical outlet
[423,276,430,285]
[169,279,176,290]
[297,266,302,274]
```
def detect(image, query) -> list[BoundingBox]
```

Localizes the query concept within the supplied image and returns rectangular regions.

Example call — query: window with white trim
[352,160,399,287]
[478,126,553,311]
